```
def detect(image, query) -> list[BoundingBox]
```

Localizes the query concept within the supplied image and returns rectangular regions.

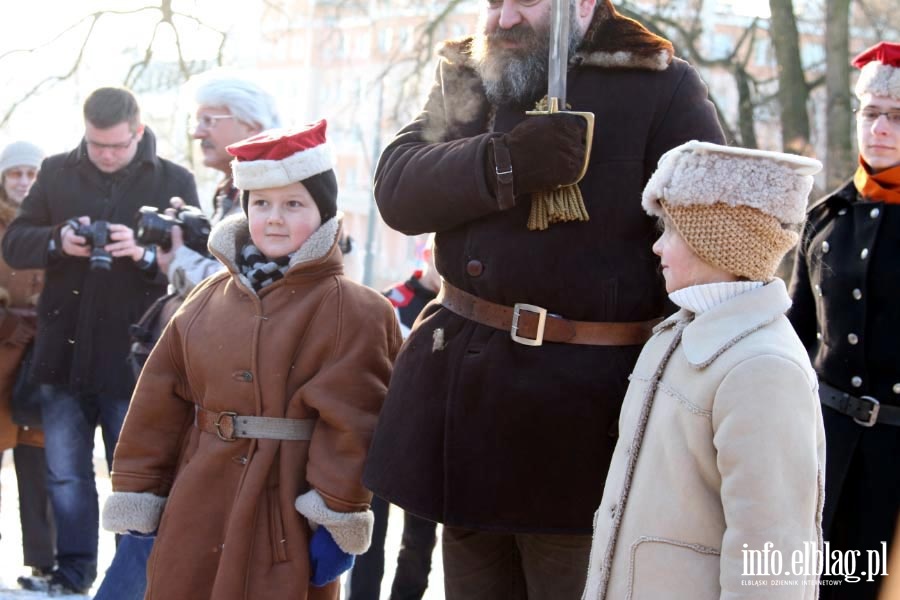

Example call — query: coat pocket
[627,536,720,600]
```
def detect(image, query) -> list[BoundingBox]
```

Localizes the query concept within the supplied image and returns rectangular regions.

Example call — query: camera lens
[135,206,175,251]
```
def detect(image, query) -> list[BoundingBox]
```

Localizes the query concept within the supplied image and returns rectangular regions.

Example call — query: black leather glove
[492,114,588,197]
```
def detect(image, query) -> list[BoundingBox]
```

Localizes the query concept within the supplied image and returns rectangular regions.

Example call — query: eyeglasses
[85,133,137,152]
[854,108,900,126]
[191,114,235,131]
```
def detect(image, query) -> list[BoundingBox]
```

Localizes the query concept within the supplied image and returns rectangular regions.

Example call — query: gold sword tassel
[525,96,594,231]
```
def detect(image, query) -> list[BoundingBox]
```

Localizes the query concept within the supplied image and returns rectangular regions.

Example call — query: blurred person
[1,87,198,595]
[788,41,900,600]
[156,73,281,294]
[102,122,401,600]
[0,140,56,581]
[350,235,440,600]
[362,0,724,597]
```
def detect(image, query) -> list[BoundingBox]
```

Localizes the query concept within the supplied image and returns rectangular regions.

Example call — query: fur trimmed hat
[227,120,337,220]
[0,141,44,175]
[853,42,900,101]
[642,141,822,280]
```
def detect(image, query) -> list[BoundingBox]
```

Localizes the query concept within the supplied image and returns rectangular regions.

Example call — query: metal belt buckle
[854,396,880,427]
[511,303,547,347]
[215,411,239,442]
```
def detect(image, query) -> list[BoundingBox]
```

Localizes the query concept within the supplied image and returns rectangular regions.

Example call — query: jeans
[93,535,153,600]
[13,443,56,569]
[442,527,592,600]
[40,385,130,592]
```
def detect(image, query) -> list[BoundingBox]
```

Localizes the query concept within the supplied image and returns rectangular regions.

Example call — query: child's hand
[308,526,354,587]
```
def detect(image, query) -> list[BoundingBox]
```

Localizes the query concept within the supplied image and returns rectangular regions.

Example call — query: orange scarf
[854,158,900,204]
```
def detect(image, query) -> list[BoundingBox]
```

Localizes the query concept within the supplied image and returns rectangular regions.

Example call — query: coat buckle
[215,411,239,442]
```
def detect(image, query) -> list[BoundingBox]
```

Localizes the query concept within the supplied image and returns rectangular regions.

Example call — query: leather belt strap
[437,282,659,347]
[818,380,900,427]
[195,406,316,442]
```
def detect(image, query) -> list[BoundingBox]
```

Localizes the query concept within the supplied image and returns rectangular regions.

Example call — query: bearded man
[363,1,724,598]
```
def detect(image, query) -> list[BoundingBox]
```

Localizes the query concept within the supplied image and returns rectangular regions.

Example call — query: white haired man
[157,74,281,290]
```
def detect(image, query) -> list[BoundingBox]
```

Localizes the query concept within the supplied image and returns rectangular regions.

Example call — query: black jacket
[2,128,198,398]
[363,7,724,533]
[788,179,900,408]
[787,179,899,582]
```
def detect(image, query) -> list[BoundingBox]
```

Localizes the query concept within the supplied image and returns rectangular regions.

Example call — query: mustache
[200,140,216,150]
[486,23,542,48]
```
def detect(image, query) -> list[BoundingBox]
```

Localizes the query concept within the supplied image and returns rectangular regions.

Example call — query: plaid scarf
[238,244,292,291]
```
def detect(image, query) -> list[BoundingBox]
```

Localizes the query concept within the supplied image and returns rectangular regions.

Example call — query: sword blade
[547,0,570,110]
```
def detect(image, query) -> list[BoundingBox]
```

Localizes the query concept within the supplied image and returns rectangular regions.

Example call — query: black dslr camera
[66,219,113,271]
[135,206,212,255]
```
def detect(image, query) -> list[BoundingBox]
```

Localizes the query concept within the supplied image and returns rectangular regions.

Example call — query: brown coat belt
[437,282,659,347]
[195,406,316,442]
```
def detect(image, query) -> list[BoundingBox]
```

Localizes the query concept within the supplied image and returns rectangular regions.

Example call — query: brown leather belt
[195,406,316,442]
[437,282,659,347]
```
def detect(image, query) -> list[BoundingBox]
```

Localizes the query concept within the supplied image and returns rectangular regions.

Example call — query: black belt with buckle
[818,381,900,427]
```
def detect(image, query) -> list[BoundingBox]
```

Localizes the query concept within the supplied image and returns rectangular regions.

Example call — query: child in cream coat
[583,142,826,600]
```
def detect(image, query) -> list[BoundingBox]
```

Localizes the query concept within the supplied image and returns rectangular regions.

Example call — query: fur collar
[654,279,791,369]
[208,212,342,294]
[0,198,17,227]
[437,0,673,72]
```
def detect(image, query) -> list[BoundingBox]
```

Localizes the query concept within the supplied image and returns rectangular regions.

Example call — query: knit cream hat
[642,141,822,280]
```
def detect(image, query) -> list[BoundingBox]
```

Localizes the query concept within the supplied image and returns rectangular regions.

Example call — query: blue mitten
[309,526,355,587]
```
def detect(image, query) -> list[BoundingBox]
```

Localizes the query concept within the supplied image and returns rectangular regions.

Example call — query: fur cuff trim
[294,489,374,555]
[102,491,166,534]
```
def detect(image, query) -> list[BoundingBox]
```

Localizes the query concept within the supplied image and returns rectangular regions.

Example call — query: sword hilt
[526,98,595,186]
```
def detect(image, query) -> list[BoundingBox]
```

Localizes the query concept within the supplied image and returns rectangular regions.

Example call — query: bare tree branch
[0,1,228,127]
[0,15,101,128]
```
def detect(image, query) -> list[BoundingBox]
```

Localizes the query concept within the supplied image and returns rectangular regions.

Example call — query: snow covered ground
[0,430,444,599]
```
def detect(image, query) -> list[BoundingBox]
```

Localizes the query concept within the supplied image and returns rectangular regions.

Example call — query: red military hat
[852,41,900,101]
[227,120,333,190]
[227,120,338,220]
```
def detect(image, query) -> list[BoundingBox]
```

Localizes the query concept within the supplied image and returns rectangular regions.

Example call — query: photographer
[1,86,198,595]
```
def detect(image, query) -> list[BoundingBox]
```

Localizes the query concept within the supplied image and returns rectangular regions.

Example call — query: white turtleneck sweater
[668,280,765,314]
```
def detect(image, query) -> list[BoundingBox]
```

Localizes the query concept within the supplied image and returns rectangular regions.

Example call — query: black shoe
[17,573,51,591]
[46,571,89,596]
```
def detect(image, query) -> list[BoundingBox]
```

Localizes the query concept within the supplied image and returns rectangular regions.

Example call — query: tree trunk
[825,0,853,188]
[768,0,810,154]
[735,67,758,149]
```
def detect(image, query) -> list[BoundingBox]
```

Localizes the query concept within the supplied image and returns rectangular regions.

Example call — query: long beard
[473,5,583,107]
